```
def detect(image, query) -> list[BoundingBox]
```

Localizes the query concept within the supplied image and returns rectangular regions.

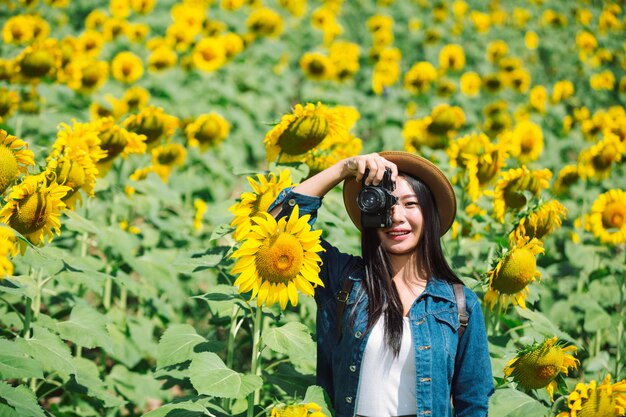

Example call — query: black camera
[357,168,398,228]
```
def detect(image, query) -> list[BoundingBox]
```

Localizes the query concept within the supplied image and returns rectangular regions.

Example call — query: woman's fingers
[347,154,398,185]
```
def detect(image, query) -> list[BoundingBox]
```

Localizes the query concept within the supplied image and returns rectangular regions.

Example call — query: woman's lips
[385,230,410,240]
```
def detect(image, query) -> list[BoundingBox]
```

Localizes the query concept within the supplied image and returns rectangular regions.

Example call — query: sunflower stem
[22,297,32,338]
[247,305,263,417]
[550,394,567,416]
[222,304,241,413]
[103,277,112,310]
[32,268,43,319]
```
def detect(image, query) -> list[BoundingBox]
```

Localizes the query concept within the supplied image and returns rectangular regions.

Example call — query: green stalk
[222,304,242,413]
[550,395,567,416]
[103,277,112,310]
[247,306,263,417]
[32,268,42,319]
[21,297,32,338]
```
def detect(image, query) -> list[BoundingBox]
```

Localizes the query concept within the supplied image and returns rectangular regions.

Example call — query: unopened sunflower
[485,236,544,311]
[493,166,552,222]
[229,169,294,241]
[264,102,348,162]
[588,189,626,245]
[509,200,568,243]
[230,205,324,309]
[0,129,35,194]
[122,106,179,147]
[185,112,230,150]
[0,175,71,249]
[0,226,18,279]
[270,402,327,417]
[557,375,626,417]
[505,337,578,401]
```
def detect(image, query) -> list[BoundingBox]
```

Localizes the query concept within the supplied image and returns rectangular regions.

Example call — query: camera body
[357,168,398,228]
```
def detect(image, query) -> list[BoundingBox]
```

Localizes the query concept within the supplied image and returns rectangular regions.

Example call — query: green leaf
[303,385,333,417]
[157,324,205,369]
[583,301,612,332]
[107,365,165,409]
[0,381,46,417]
[263,322,316,373]
[142,400,214,417]
[15,325,76,380]
[188,352,262,399]
[514,307,576,344]
[63,210,101,234]
[57,301,113,351]
[71,357,125,408]
[488,387,548,417]
[0,339,44,379]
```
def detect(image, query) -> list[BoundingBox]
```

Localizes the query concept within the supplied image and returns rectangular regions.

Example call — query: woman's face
[376,176,423,256]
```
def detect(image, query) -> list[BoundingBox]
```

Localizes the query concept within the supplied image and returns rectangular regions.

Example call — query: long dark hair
[359,173,463,356]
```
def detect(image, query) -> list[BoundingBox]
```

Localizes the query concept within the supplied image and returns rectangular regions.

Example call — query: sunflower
[2,15,36,45]
[0,129,35,194]
[131,0,156,14]
[111,51,144,84]
[246,7,284,38]
[166,22,197,53]
[493,166,552,223]
[185,112,230,150]
[0,226,18,279]
[403,61,437,94]
[0,174,71,248]
[485,236,544,311]
[44,147,98,210]
[509,121,544,163]
[193,198,207,232]
[328,41,359,81]
[122,106,179,147]
[300,52,335,81]
[59,58,109,94]
[229,169,294,241]
[529,85,548,113]
[486,40,509,63]
[590,70,615,91]
[438,44,465,72]
[552,165,580,195]
[230,205,325,309]
[191,37,226,72]
[507,68,532,93]
[588,189,626,245]
[151,143,187,183]
[557,375,626,417]
[14,39,62,83]
[270,402,327,417]
[504,337,578,401]
[578,132,625,181]
[50,120,107,164]
[372,55,401,95]
[264,102,348,162]
[78,30,105,57]
[509,200,568,243]
[460,72,481,96]
[552,80,575,104]
[93,117,147,174]
[148,45,177,72]
[221,32,244,60]
[0,88,19,123]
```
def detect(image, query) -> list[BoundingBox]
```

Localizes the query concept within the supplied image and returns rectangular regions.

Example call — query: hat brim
[342,151,456,236]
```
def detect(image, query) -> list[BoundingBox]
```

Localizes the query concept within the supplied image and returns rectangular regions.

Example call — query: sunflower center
[81,65,102,88]
[99,129,128,162]
[276,405,307,417]
[592,147,616,170]
[602,201,625,229]
[307,59,326,75]
[121,62,134,77]
[277,115,329,155]
[578,389,616,417]
[197,118,221,143]
[255,233,304,283]
[21,50,55,78]
[10,191,51,235]
[128,115,164,144]
[55,159,85,197]
[157,147,182,165]
[0,145,19,193]
[493,247,536,294]
[427,109,456,135]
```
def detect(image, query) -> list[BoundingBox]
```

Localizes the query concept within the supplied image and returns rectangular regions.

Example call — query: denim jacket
[269,187,494,417]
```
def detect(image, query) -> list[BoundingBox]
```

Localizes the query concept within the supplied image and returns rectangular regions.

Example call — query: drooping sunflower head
[122,105,180,147]
[270,402,327,417]
[0,129,35,194]
[505,337,578,400]
[93,117,147,167]
[264,102,348,162]
[185,112,230,150]
[230,205,325,310]
[0,226,18,279]
[0,174,71,248]
[556,375,626,417]
[588,189,626,245]
[509,200,568,243]
[493,166,553,223]
[229,169,294,241]
[485,236,544,311]
[14,39,62,82]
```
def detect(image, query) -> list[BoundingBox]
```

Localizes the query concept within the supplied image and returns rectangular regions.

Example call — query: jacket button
[354,331,362,338]
[418,345,431,350]
[349,365,356,372]
[346,396,352,403]
[288,198,296,206]
[415,319,426,325]
[420,377,432,382]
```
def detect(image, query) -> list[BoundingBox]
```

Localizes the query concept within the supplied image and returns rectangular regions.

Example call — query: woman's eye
[405,201,419,207]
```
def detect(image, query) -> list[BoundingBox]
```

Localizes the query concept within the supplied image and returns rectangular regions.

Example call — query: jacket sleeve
[267,186,323,226]
[452,292,494,417]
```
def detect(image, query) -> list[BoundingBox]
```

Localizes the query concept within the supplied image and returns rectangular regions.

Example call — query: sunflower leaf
[0,381,46,417]
[263,322,316,373]
[157,324,206,369]
[188,352,262,398]
[0,339,43,379]
[488,387,546,416]
[57,300,113,351]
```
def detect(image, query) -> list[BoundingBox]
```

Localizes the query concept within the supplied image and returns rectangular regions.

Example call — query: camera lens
[357,187,385,213]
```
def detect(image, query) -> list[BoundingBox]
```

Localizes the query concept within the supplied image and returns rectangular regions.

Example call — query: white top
[355,317,417,416]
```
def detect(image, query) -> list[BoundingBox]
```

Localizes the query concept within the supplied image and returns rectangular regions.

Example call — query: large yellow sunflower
[230,205,325,310]
[509,200,568,243]
[504,337,578,401]
[191,37,226,72]
[485,236,544,311]
[229,169,294,241]
[270,402,327,417]
[578,132,625,181]
[0,226,18,279]
[588,189,626,245]
[0,175,71,249]
[493,166,552,223]
[264,102,348,162]
[122,106,179,147]
[0,129,35,194]
[185,112,230,150]
[557,375,626,417]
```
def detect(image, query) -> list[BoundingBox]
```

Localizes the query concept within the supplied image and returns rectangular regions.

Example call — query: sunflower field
[1,0,626,416]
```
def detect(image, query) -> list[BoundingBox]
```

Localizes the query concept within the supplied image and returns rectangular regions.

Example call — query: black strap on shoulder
[453,283,468,340]
[336,277,354,338]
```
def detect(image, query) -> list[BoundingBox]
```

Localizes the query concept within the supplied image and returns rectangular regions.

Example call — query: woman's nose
[390,204,404,221]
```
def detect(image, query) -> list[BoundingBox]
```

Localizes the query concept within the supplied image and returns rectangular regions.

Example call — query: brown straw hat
[342,151,457,236]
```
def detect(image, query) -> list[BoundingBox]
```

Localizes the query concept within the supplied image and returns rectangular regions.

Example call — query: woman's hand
[342,153,398,186]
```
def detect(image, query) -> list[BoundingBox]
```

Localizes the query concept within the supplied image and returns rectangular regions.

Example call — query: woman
[268,151,493,417]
